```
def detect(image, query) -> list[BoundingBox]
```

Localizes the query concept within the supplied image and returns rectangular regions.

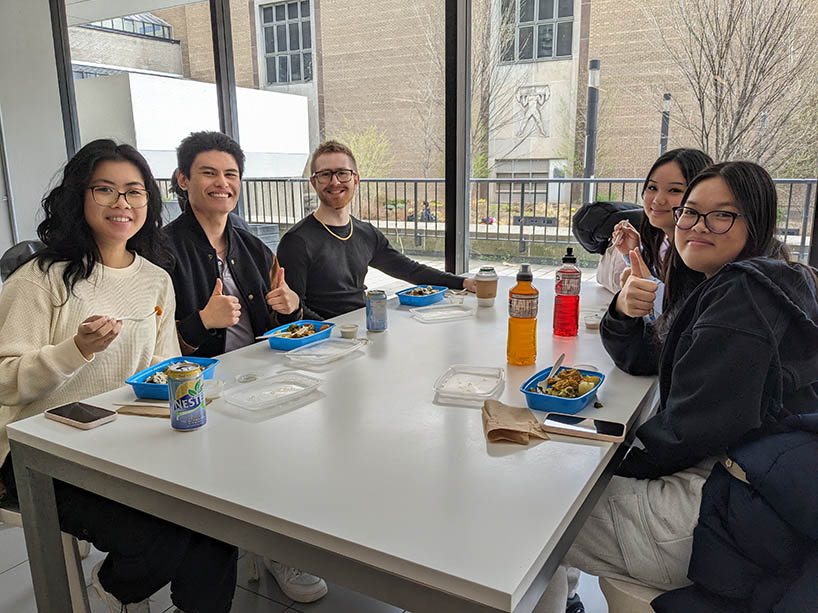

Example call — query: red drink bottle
[553,247,580,337]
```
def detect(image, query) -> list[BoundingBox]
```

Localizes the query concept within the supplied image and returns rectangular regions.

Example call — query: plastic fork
[114,305,163,322]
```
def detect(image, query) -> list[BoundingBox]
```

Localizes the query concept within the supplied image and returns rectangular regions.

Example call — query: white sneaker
[263,557,328,603]
[91,561,151,613]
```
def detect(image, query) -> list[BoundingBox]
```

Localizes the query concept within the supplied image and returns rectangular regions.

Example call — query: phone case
[540,413,625,443]
[44,408,117,430]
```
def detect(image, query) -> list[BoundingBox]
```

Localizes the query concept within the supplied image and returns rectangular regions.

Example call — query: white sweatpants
[534,458,716,612]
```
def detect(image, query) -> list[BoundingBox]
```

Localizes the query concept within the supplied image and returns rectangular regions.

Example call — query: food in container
[396,285,447,307]
[520,366,606,414]
[262,320,335,350]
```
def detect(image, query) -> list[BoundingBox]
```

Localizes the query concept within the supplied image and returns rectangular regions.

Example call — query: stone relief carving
[516,85,551,137]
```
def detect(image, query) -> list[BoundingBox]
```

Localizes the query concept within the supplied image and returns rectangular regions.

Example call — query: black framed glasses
[672,206,744,235]
[311,169,357,184]
[88,186,149,208]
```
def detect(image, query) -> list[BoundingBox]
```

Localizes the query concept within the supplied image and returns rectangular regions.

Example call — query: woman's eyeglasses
[672,206,744,234]
[88,186,149,208]
[311,169,357,184]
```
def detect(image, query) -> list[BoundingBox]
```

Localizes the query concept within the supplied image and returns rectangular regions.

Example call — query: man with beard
[277,140,476,320]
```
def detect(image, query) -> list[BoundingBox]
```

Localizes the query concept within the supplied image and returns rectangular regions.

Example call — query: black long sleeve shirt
[276,214,466,320]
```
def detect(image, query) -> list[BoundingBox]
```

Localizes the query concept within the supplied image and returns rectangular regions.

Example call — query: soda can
[366,290,388,332]
[168,362,206,431]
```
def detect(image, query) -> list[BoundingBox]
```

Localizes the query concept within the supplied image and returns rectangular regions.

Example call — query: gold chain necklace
[316,216,354,241]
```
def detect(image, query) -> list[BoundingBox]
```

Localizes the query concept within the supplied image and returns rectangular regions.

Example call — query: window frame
[500,0,574,64]
[260,0,314,85]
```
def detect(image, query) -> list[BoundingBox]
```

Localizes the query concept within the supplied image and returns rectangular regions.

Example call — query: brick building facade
[583,0,701,178]
[153,0,586,180]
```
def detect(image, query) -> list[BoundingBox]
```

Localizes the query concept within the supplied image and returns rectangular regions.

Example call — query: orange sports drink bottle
[507,263,539,365]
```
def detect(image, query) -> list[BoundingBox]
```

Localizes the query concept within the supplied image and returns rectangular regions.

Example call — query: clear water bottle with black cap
[553,247,580,337]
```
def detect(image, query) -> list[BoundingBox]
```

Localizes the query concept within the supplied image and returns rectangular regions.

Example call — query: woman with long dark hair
[605,148,712,315]
[539,161,818,611]
[0,139,237,612]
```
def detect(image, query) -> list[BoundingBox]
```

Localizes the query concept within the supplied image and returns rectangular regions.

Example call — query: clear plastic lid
[410,303,475,323]
[284,338,365,365]
[224,373,321,411]
[433,365,506,403]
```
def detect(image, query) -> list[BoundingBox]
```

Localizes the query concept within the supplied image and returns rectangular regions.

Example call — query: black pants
[2,455,237,612]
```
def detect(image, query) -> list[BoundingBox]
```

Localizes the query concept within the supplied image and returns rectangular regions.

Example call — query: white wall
[77,72,310,178]
[0,0,69,249]
[75,73,138,146]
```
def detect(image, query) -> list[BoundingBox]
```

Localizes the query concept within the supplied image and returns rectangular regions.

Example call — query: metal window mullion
[445,0,471,273]
[49,0,80,158]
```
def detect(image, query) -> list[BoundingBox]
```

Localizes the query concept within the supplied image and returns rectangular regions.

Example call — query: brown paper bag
[482,399,550,445]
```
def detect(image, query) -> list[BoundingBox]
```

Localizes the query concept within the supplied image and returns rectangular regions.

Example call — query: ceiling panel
[65,0,204,26]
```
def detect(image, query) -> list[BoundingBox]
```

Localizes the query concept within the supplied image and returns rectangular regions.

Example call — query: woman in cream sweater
[0,140,237,613]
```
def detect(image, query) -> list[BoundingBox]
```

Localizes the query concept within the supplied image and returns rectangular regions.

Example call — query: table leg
[10,442,72,612]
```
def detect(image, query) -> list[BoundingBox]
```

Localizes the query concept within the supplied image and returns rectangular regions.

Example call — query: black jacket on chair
[161,207,298,357]
[652,414,818,612]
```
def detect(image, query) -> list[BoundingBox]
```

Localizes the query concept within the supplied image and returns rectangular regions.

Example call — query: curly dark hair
[639,148,714,280]
[36,139,166,295]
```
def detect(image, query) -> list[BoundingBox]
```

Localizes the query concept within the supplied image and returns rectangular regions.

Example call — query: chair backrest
[572,201,644,255]
[1,240,45,282]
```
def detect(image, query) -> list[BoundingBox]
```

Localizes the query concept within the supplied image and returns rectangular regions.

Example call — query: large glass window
[87,14,174,41]
[260,1,313,84]
[501,0,573,63]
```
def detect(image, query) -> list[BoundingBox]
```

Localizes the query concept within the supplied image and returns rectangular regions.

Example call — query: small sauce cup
[340,324,359,339]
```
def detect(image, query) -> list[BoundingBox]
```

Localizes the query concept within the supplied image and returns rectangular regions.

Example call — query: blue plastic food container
[520,366,605,414]
[396,285,447,306]
[125,357,219,400]
[262,320,334,350]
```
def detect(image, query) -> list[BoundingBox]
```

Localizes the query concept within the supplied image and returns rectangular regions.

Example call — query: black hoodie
[607,257,818,480]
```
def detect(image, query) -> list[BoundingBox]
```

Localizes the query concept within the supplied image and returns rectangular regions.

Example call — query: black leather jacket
[161,208,298,357]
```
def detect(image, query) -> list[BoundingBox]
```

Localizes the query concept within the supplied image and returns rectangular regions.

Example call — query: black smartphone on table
[541,412,626,443]
[44,402,117,430]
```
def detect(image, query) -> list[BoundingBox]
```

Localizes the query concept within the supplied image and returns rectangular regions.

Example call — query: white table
[9,279,656,612]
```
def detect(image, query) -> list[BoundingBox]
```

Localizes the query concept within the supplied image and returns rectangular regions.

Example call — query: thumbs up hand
[199,278,242,329]
[266,267,300,315]
[614,248,659,318]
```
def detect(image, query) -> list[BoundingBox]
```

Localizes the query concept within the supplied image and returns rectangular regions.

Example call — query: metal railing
[157,176,815,261]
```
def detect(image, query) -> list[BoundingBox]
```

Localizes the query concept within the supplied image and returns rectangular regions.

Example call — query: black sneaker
[566,593,585,613]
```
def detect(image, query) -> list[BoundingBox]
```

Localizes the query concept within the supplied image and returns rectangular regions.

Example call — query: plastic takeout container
[224,373,321,411]
[261,320,334,350]
[410,303,475,323]
[433,365,505,404]
[284,338,365,366]
[520,366,605,414]
[397,285,448,307]
[126,357,219,400]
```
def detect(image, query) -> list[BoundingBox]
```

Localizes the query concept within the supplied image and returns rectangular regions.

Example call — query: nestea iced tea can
[168,362,206,431]
[366,290,388,331]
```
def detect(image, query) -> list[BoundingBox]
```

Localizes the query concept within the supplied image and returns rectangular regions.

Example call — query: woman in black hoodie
[538,162,818,612]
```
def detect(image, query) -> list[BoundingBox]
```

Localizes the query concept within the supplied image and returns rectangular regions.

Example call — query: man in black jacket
[162,132,328,603]
[163,131,301,357]
[276,140,476,320]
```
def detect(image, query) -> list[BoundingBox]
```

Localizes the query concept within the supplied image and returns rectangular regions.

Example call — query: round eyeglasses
[88,186,149,208]
[672,206,744,235]
[311,169,357,184]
